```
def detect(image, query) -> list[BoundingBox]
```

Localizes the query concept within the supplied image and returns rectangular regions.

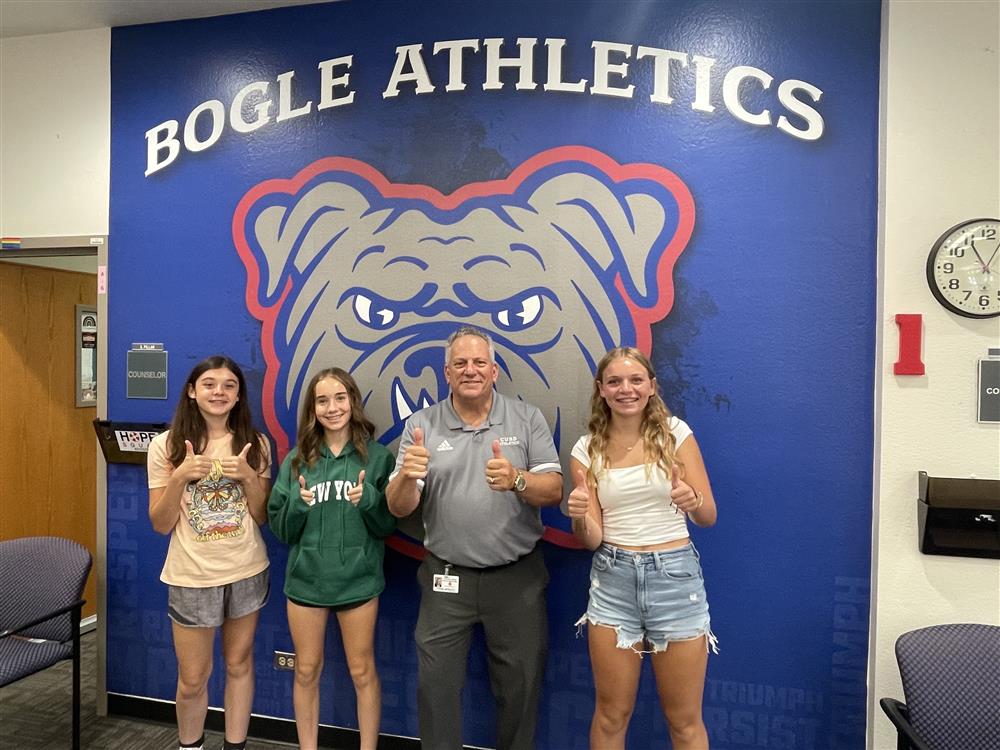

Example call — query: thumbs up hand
[221,442,254,481]
[402,427,429,480]
[485,439,514,491]
[669,466,698,514]
[567,469,591,519]
[346,469,366,506]
[298,475,316,507]
[178,439,211,482]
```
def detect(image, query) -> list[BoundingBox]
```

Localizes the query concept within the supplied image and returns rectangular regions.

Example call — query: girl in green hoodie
[267,368,395,750]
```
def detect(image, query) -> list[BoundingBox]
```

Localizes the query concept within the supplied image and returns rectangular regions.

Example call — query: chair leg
[72,607,81,750]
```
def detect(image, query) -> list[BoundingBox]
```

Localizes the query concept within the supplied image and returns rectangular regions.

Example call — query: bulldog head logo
[234,146,694,541]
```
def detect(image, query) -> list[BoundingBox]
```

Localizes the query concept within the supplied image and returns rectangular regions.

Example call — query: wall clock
[926,218,1000,318]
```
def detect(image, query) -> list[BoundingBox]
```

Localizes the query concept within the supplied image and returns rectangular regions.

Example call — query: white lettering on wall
[433,39,480,92]
[184,100,226,152]
[483,37,537,91]
[145,36,829,177]
[383,44,435,97]
[591,41,635,98]
[318,56,355,110]
[230,81,272,133]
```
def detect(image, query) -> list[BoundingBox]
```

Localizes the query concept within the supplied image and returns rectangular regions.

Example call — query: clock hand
[983,246,999,272]
[968,237,988,272]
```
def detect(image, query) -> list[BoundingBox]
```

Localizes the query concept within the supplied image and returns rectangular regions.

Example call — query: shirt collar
[444,392,503,431]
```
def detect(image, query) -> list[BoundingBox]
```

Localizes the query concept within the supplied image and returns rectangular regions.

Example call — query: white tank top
[570,418,693,546]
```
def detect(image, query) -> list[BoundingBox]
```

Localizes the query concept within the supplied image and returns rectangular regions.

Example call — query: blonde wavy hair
[585,347,681,488]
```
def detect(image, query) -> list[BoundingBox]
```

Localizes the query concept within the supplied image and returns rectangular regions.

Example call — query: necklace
[613,437,640,452]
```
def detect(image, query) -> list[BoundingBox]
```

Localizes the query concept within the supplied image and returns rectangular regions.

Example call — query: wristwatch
[512,470,526,493]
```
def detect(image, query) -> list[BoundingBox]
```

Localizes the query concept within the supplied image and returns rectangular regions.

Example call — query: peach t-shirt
[147,430,270,587]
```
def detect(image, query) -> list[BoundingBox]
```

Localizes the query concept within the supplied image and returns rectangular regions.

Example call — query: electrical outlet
[273,650,296,671]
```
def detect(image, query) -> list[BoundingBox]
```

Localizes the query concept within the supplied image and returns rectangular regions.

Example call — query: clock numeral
[983,228,997,240]
[948,279,960,290]
[948,247,966,258]
[943,262,954,273]
[980,295,991,307]
[962,291,972,301]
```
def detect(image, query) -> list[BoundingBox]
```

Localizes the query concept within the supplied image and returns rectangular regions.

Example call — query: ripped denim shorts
[575,542,718,654]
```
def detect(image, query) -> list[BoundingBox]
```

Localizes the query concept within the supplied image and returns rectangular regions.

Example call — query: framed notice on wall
[76,304,97,407]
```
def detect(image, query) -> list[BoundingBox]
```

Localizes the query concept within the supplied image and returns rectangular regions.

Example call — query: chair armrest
[0,599,85,639]
[879,698,932,750]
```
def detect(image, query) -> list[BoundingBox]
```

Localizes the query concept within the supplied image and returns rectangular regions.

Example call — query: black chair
[0,536,93,750]
[880,623,1000,750]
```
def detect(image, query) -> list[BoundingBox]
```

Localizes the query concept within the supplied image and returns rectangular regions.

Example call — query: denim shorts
[168,567,270,628]
[575,543,718,654]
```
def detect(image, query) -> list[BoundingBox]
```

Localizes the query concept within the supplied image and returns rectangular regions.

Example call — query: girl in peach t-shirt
[147,355,270,750]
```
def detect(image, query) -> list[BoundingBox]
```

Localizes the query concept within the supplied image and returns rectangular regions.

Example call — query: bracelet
[693,491,705,511]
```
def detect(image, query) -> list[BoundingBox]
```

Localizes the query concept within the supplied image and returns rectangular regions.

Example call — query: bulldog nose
[402,346,449,398]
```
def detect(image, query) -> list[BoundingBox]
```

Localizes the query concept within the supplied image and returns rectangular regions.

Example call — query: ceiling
[0,0,331,39]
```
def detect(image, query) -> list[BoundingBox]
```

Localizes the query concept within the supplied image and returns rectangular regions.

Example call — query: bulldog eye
[353,293,397,330]
[494,293,542,331]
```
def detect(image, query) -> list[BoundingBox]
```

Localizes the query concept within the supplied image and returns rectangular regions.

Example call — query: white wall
[0,28,110,236]
[871,1,1000,748]
[1,5,997,748]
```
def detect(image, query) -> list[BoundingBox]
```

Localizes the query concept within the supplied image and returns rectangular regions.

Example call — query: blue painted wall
[107,2,879,746]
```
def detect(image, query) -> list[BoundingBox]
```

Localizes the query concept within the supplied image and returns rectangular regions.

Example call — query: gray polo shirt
[390,391,561,567]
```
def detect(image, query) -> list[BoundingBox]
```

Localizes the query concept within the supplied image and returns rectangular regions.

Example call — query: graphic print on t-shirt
[187,458,246,541]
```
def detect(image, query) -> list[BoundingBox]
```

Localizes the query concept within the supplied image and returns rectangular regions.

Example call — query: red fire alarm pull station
[894,314,925,376]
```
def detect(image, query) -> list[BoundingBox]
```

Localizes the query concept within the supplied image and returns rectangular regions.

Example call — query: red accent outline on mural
[233,146,695,555]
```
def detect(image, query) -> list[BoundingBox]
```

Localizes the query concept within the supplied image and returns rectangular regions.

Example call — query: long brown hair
[166,355,264,470]
[585,347,680,487]
[291,368,376,475]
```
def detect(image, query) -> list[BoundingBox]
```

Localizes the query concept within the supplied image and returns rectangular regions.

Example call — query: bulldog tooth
[394,381,413,421]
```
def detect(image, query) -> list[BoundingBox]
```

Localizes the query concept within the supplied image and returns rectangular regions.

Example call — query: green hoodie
[268,440,396,607]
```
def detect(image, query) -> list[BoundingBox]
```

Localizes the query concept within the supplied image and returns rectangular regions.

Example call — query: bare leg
[587,624,642,749]
[220,610,260,744]
[287,600,330,750]
[650,636,710,749]
[171,622,216,745]
[337,598,381,750]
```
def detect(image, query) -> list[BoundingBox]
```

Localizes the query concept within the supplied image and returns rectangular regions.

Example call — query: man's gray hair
[444,326,495,363]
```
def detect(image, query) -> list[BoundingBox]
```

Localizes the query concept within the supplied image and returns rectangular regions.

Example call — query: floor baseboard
[106,694,422,749]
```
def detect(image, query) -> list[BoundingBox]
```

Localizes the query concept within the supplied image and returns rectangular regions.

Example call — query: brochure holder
[918,471,1000,559]
[93,419,168,465]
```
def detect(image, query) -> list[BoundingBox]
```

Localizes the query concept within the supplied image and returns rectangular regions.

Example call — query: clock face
[926,218,1000,318]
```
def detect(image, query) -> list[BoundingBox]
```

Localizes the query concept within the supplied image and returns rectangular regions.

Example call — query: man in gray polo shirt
[387,326,562,750]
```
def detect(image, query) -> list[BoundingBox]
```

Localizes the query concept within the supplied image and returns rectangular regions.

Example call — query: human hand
[220,443,254,482]
[298,475,316,506]
[669,468,701,514]
[567,469,590,519]
[402,428,429,480]
[486,439,514,491]
[346,470,366,506]
[178,440,212,483]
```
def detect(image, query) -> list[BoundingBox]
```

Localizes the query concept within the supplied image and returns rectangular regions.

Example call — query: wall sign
[76,304,98,406]
[126,344,168,399]
[979,350,1000,423]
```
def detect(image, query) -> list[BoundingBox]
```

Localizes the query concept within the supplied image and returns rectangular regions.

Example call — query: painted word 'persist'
[145,38,825,177]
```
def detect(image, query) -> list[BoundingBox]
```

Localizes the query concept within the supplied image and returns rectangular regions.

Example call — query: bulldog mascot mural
[234,145,694,548]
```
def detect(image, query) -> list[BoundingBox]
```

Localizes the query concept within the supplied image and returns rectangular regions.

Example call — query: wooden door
[0,262,98,618]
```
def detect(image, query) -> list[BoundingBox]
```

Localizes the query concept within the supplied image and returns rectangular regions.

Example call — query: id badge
[433,564,460,594]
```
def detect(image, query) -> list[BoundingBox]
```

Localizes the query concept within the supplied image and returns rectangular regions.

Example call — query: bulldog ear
[522,171,685,306]
[244,180,378,306]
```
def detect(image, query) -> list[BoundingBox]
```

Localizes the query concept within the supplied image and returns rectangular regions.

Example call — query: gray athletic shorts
[167,567,270,628]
